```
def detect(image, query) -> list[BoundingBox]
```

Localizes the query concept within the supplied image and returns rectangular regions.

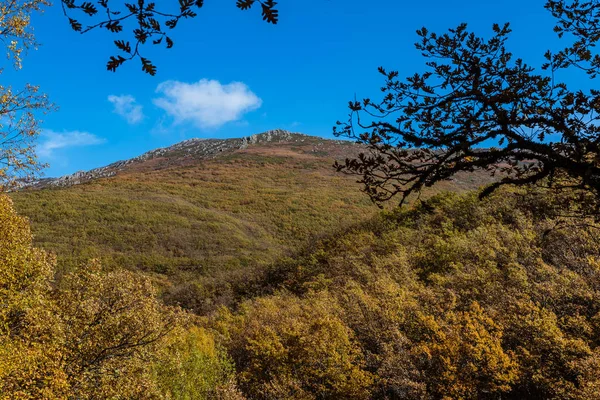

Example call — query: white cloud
[153,79,262,129]
[38,130,106,158]
[108,94,145,124]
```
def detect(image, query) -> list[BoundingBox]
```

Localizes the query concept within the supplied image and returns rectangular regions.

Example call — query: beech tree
[334,0,600,213]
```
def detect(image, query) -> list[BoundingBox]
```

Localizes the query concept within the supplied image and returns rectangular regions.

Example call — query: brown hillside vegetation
[212,188,600,399]
[6,141,600,397]
[11,132,493,312]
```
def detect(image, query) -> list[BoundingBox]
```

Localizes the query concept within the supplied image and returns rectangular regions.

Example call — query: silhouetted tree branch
[61,0,279,75]
[334,1,600,216]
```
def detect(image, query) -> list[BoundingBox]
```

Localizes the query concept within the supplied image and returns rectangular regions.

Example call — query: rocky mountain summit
[22,129,343,190]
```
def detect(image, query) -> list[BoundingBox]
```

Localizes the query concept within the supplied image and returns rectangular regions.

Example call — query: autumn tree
[334,0,600,213]
[60,0,279,75]
[216,293,373,399]
[0,193,192,399]
[0,195,66,398]
[0,0,52,190]
[54,262,181,399]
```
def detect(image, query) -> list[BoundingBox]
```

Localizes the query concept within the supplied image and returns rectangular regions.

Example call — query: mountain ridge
[25,129,350,189]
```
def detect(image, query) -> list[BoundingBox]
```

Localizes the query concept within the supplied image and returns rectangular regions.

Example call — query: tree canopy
[0,194,180,399]
[334,0,600,215]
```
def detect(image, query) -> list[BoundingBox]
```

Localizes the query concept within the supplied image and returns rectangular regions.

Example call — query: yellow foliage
[0,195,185,399]
[0,0,53,189]
[214,189,600,398]
[153,326,243,400]
[416,302,519,399]
[0,195,67,398]
[0,0,48,69]
[216,292,373,399]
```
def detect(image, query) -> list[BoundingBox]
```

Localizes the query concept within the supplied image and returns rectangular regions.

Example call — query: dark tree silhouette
[61,0,279,75]
[334,1,600,214]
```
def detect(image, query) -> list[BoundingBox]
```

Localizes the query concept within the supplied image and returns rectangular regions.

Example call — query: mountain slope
[24,129,339,189]
[11,130,496,309]
[213,188,600,399]
[12,131,370,271]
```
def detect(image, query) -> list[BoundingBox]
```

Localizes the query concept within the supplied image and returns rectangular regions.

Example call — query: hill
[11,129,495,310]
[211,188,600,399]
[9,129,600,399]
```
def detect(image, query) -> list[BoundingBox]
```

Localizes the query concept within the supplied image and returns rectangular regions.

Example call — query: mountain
[24,129,353,189]
[11,129,495,311]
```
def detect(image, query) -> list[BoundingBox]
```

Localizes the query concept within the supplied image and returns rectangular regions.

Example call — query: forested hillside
[10,132,600,398]
[4,0,600,397]
[11,131,492,312]
[207,187,600,399]
[6,180,600,398]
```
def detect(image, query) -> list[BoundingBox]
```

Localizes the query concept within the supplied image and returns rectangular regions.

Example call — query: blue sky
[14,0,566,176]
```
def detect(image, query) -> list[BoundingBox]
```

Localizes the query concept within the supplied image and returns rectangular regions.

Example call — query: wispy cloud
[108,94,145,124]
[153,79,262,129]
[37,130,106,158]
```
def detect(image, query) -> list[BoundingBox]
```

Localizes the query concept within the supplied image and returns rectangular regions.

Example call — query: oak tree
[334,0,600,215]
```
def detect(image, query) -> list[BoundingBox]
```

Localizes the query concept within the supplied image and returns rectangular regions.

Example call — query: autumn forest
[3,1,600,399]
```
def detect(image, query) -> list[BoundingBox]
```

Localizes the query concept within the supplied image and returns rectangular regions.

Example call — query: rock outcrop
[22,129,313,189]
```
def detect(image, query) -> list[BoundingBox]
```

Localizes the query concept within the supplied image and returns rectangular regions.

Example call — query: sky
[10,0,572,177]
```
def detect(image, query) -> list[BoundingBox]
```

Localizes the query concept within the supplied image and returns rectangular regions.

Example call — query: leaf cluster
[0,1,54,189]
[61,0,279,75]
